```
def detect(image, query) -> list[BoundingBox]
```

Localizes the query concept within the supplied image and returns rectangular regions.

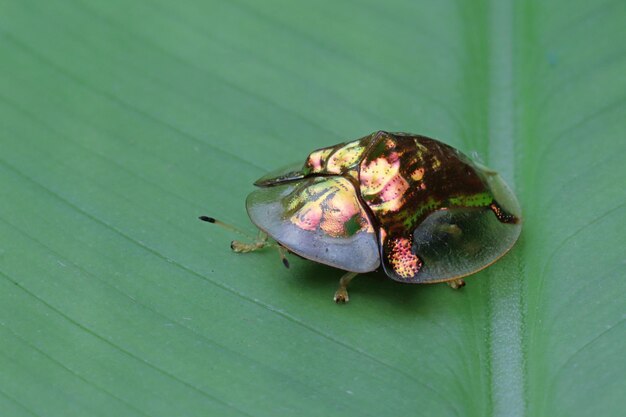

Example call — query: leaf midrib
[485,0,526,416]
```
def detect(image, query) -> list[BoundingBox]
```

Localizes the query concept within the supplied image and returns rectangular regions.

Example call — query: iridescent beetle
[201,131,521,303]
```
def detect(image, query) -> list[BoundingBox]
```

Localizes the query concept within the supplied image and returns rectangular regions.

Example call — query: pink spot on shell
[387,236,422,279]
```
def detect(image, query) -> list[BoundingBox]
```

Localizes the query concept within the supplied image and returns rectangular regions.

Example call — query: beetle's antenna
[198,215,256,240]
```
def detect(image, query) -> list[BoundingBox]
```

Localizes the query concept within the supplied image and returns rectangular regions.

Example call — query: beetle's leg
[447,279,466,289]
[200,216,272,252]
[231,232,291,269]
[276,244,290,268]
[231,230,270,253]
[334,272,358,304]
[199,215,290,266]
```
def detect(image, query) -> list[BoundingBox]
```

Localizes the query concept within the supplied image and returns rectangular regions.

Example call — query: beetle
[200,131,522,303]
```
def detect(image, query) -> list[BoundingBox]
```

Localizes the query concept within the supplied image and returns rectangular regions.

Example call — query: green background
[1,0,625,416]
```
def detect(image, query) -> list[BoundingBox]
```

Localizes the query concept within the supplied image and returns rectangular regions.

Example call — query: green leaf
[1,0,624,416]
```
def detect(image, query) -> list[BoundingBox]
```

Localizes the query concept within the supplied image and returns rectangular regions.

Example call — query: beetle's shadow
[295,263,430,311]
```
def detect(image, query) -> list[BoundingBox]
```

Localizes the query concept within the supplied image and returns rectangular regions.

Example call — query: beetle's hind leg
[334,272,358,304]
[447,279,466,289]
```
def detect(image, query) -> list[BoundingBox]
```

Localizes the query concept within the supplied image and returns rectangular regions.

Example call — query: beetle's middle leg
[334,272,358,304]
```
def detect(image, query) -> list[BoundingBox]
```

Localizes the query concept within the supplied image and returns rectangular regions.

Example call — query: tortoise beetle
[201,131,521,303]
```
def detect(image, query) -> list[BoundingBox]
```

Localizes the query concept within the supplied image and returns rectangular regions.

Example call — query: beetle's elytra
[202,131,522,303]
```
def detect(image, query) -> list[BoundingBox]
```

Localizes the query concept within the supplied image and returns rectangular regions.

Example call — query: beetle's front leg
[231,232,291,269]
[334,272,358,304]
[231,230,269,253]
[447,279,466,289]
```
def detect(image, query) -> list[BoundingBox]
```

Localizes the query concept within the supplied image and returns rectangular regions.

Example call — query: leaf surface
[0,0,624,416]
